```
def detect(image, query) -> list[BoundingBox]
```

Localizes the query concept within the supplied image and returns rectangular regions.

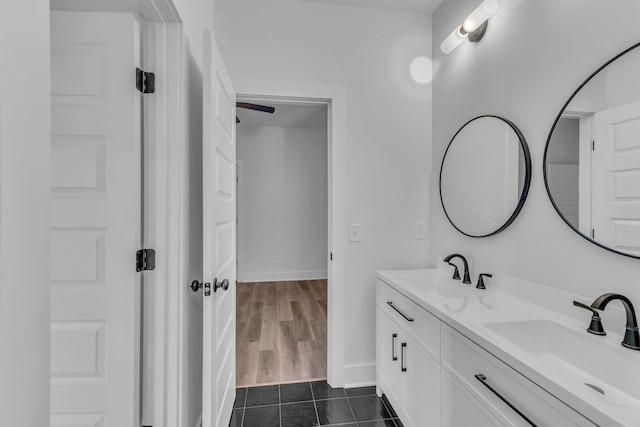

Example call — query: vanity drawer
[441,324,595,427]
[376,279,440,361]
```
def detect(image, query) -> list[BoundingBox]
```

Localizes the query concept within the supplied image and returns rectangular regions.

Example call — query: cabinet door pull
[401,343,407,372]
[387,301,414,322]
[392,333,398,361]
[474,374,538,427]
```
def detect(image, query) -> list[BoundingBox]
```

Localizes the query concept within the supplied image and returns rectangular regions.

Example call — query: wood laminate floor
[236,280,327,387]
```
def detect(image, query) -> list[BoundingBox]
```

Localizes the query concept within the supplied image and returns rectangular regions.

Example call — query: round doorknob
[214,278,230,292]
[190,280,204,292]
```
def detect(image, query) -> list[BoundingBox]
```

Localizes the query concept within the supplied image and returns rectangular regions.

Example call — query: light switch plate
[416,221,427,239]
[349,224,361,242]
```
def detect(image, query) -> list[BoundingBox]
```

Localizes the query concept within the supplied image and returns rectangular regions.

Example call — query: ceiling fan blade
[236,102,275,114]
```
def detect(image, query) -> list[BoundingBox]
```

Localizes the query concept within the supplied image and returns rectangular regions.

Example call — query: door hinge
[136,249,156,272]
[592,140,595,151]
[136,68,155,94]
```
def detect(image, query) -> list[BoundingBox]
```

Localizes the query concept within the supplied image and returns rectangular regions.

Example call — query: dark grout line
[309,381,321,427]
[344,392,359,426]
[278,385,282,427]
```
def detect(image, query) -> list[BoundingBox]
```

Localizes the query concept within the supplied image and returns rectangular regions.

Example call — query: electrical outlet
[349,224,361,242]
[416,221,427,239]
[271,256,277,264]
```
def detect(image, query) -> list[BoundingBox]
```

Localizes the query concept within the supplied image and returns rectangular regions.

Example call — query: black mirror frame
[543,41,640,260]
[439,115,532,238]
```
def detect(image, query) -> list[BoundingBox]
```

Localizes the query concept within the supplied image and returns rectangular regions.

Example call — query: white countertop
[376,268,640,427]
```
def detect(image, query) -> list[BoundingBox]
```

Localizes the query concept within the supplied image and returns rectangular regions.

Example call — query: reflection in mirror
[440,116,531,237]
[545,42,640,258]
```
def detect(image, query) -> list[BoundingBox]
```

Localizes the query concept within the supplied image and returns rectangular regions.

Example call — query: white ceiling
[295,0,444,13]
[237,103,328,129]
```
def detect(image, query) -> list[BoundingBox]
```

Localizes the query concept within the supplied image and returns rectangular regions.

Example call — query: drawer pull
[392,333,398,361]
[475,374,538,427]
[401,343,407,372]
[387,301,414,322]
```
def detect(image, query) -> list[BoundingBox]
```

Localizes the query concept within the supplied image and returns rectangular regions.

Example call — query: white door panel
[50,12,141,426]
[202,30,237,427]
[593,100,640,255]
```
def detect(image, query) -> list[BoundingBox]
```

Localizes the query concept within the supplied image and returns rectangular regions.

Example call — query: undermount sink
[484,319,640,404]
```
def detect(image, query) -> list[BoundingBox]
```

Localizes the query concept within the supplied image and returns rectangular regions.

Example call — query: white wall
[0,0,51,425]
[431,0,640,325]
[547,118,579,165]
[216,0,432,384]
[237,125,328,282]
[569,49,640,113]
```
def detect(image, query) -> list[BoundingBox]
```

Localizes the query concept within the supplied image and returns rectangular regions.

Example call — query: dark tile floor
[231,381,404,427]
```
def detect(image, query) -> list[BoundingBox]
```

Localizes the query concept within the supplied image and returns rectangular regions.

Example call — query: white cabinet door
[400,333,440,427]
[50,12,141,427]
[376,308,403,406]
[202,31,237,427]
[441,370,502,427]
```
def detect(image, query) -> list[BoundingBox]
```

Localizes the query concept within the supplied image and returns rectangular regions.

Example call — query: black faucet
[476,273,492,290]
[443,254,471,284]
[573,301,606,335]
[590,293,640,350]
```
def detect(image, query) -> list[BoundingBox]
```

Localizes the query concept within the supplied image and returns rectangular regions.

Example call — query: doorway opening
[235,98,329,387]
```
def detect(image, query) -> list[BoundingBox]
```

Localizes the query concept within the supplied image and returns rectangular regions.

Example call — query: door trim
[236,83,347,387]
[140,19,186,427]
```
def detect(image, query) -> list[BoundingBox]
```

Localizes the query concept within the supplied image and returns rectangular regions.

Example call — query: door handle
[190,280,201,292]
[190,280,212,296]
[401,343,407,372]
[214,278,230,293]
[392,333,398,361]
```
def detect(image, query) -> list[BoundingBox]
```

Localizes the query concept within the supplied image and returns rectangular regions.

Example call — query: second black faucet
[444,253,471,284]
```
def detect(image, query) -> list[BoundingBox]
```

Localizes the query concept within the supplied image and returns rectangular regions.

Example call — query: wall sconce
[440,0,499,54]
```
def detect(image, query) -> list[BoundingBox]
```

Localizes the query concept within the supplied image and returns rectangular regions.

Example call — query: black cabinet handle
[392,333,398,361]
[387,301,414,322]
[474,374,538,427]
[401,343,407,372]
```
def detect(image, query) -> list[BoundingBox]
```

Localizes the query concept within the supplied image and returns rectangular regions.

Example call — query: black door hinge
[136,68,155,94]
[136,249,156,272]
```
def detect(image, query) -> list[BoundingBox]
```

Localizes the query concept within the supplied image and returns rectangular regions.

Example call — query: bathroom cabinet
[376,281,440,427]
[376,278,596,427]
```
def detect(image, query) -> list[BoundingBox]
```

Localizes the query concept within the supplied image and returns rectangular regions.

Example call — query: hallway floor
[236,280,327,387]
[231,382,404,427]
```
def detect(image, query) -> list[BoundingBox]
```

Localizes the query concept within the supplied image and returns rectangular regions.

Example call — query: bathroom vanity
[376,268,640,427]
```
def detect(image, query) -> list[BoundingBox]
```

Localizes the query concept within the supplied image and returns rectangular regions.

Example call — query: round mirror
[440,115,531,237]
[545,42,640,259]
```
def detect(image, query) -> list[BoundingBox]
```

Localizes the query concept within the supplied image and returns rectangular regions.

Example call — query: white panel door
[202,31,237,427]
[593,100,640,256]
[50,12,141,427]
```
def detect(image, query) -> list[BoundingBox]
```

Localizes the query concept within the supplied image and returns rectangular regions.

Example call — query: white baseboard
[238,270,327,283]
[343,363,376,388]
